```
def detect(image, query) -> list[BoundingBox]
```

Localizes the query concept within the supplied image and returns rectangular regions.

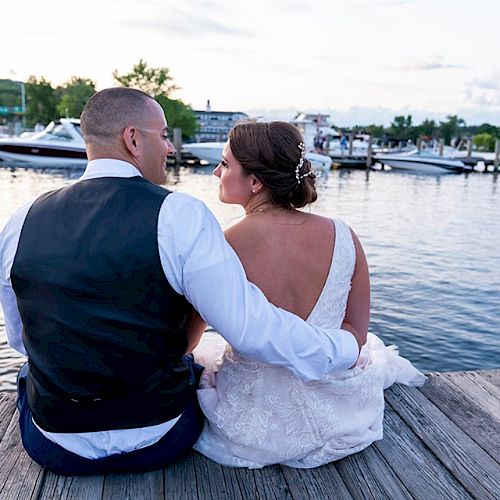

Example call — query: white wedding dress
[193,219,425,468]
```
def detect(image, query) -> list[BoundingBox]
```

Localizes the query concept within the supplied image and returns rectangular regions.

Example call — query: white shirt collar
[80,159,143,180]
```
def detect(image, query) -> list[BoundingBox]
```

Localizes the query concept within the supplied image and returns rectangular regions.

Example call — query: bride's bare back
[226,211,335,320]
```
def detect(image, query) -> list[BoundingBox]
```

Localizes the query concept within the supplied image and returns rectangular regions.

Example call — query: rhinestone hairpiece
[295,142,312,184]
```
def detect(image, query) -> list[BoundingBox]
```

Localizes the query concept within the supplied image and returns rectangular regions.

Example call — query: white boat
[182,142,332,174]
[374,149,471,174]
[0,119,87,167]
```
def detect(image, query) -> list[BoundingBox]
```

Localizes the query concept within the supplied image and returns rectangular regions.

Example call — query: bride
[192,120,424,468]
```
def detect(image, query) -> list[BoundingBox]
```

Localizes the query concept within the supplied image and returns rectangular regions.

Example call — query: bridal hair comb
[295,143,313,184]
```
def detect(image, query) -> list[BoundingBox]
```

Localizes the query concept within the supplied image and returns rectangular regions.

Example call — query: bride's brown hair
[228,120,317,209]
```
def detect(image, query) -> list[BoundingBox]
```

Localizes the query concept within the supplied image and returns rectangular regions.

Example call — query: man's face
[136,101,175,185]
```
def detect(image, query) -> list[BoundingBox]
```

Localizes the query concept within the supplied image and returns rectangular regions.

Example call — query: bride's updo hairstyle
[229,120,317,209]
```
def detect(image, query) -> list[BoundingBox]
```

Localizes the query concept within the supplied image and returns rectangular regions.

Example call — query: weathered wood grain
[102,470,164,500]
[281,463,353,500]
[38,473,105,500]
[478,369,500,386]
[375,402,472,499]
[252,465,293,500]
[192,450,231,499]
[220,464,258,499]
[386,383,500,499]
[164,452,199,500]
[420,372,500,463]
[334,443,412,499]
[0,409,45,500]
[0,393,16,442]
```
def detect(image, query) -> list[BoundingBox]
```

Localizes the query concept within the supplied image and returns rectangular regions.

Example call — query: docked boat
[0,119,87,167]
[182,142,333,174]
[374,149,471,174]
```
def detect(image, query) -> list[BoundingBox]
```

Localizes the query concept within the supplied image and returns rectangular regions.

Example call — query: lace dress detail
[193,219,425,468]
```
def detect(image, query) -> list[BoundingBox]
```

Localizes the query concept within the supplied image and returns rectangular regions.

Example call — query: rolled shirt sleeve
[158,193,359,381]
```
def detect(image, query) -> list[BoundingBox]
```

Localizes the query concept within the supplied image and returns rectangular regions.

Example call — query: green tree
[155,95,198,139]
[112,59,179,97]
[113,59,197,139]
[0,79,22,107]
[389,115,413,140]
[438,115,465,145]
[56,76,96,118]
[473,132,496,151]
[418,119,437,138]
[476,123,499,137]
[25,76,56,127]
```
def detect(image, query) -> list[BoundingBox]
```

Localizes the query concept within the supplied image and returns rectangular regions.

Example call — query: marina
[0,369,499,498]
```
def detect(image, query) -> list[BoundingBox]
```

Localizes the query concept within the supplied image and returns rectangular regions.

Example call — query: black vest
[11,176,193,433]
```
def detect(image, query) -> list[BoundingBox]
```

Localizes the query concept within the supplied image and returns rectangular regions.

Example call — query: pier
[0,369,498,499]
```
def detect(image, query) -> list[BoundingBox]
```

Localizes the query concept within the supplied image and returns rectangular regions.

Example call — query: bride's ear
[249,175,263,194]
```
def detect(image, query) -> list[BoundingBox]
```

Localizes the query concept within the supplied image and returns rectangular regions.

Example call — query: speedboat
[0,119,87,167]
[182,142,332,174]
[374,148,471,174]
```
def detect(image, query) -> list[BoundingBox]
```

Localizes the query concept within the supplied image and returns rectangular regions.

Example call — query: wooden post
[366,135,373,168]
[348,132,354,156]
[466,139,472,159]
[494,139,500,171]
[173,128,182,165]
[416,138,422,151]
[439,138,444,156]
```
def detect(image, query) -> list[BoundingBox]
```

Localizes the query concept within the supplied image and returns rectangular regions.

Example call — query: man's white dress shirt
[0,159,358,459]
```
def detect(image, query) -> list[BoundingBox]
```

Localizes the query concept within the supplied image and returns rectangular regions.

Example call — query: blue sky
[3,0,500,125]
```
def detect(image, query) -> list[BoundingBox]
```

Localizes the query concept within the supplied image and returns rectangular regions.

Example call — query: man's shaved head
[80,88,156,145]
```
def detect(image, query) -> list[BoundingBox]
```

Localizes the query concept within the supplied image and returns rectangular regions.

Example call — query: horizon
[2,0,500,127]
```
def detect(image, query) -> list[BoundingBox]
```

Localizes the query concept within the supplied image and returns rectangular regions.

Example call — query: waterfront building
[193,100,248,142]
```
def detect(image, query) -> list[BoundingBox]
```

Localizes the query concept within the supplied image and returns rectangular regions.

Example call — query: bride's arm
[185,307,207,353]
[343,229,370,355]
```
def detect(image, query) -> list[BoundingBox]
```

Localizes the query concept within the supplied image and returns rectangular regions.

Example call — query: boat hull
[375,155,468,174]
[0,143,87,167]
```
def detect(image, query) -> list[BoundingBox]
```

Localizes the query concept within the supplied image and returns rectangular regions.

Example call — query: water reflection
[0,164,499,390]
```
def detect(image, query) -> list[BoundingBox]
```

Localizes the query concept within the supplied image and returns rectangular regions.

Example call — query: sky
[2,0,500,126]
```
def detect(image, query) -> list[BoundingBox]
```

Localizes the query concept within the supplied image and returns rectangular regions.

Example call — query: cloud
[386,57,465,71]
[465,71,500,107]
[122,5,252,38]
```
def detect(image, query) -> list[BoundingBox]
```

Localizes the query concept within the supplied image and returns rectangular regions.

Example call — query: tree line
[342,114,500,151]
[0,60,198,139]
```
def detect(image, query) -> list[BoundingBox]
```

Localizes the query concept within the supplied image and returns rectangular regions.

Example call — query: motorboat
[373,148,472,174]
[182,142,332,174]
[0,119,87,167]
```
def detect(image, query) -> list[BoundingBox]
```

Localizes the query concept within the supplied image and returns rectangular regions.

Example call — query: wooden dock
[0,370,499,499]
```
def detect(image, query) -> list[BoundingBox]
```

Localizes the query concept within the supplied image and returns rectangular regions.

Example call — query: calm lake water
[0,164,499,390]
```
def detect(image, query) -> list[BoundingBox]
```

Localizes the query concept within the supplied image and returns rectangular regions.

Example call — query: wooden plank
[386,384,500,499]
[478,369,500,386]
[164,452,199,500]
[220,465,258,499]
[253,465,293,500]
[281,464,353,500]
[420,372,500,463]
[0,393,16,441]
[0,409,45,500]
[102,470,164,500]
[375,403,472,499]
[334,444,412,499]
[192,450,231,499]
[38,473,105,500]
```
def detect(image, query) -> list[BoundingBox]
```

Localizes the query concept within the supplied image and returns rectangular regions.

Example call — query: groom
[0,88,360,475]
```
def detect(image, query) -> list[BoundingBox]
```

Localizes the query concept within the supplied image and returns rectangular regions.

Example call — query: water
[1,164,499,390]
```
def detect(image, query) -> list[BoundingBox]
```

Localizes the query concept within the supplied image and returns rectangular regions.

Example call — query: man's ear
[123,126,139,156]
[249,174,264,194]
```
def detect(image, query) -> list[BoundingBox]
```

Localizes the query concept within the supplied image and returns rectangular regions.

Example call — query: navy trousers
[16,359,204,475]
